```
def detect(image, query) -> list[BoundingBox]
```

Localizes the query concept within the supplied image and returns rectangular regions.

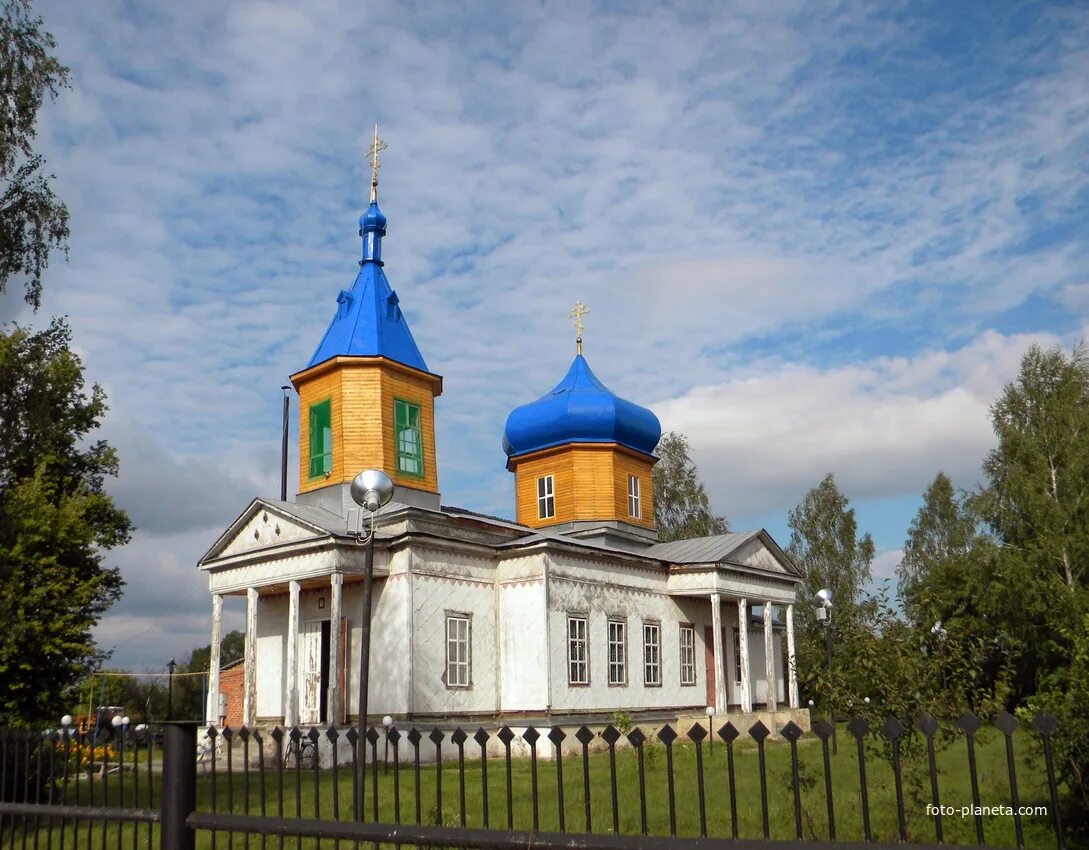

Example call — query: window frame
[627,474,641,519]
[393,397,424,478]
[307,399,333,480]
[679,623,696,686]
[537,475,555,520]
[567,614,589,685]
[444,612,471,689]
[607,618,628,686]
[643,621,662,687]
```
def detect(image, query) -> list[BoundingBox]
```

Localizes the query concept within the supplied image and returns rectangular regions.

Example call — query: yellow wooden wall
[293,358,440,496]
[512,443,655,530]
[613,449,656,528]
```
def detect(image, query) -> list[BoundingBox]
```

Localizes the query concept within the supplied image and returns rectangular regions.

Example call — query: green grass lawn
[2,724,1072,849]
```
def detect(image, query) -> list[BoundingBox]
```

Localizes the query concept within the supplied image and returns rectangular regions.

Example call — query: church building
[197,135,807,732]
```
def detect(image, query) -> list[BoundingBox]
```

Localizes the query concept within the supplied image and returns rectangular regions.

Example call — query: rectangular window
[679,624,696,686]
[628,474,641,518]
[607,619,627,685]
[394,399,423,477]
[643,622,661,686]
[568,616,588,684]
[308,400,332,479]
[537,475,555,519]
[445,614,470,688]
[733,627,742,685]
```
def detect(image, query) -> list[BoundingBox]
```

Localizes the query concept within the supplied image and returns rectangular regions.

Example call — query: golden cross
[366,124,388,203]
[569,301,590,354]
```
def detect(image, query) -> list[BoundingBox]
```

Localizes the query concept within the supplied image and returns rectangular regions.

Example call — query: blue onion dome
[503,355,662,458]
[359,201,387,235]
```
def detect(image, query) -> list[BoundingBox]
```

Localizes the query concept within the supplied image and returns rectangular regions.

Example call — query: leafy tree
[652,432,729,541]
[787,473,874,617]
[787,474,875,721]
[0,0,70,311]
[74,671,168,727]
[977,343,1089,592]
[0,320,131,725]
[895,473,1013,714]
[897,472,979,625]
[971,344,1089,835]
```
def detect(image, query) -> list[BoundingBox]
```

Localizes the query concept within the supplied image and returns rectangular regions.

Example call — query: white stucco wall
[497,554,548,711]
[544,554,711,713]
[409,546,500,716]
[255,594,285,719]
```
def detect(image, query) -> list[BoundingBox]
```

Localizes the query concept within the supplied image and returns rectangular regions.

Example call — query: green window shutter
[394,399,423,477]
[308,400,332,479]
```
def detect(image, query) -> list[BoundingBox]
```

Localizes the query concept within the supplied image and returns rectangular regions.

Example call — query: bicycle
[283,733,317,769]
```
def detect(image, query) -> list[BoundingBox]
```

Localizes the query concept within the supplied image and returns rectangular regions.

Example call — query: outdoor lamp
[351,469,395,516]
[60,715,72,728]
[705,705,715,753]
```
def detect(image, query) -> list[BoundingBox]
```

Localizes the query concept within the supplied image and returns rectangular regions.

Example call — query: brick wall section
[218,663,244,728]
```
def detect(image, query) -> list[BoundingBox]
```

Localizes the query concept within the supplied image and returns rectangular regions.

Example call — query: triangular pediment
[729,531,802,578]
[199,499,333,565]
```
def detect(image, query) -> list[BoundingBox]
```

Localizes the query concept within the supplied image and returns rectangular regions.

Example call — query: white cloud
[652,329,1060,519]
[872,549,904,583]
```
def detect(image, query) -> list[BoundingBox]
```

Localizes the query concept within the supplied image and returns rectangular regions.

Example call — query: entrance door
[703,626,732,707]
[298,620,331,725]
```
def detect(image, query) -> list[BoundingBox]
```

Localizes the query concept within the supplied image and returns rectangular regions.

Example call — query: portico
[655,530,803,717]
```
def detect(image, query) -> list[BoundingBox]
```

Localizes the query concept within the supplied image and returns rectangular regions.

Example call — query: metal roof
[639,530,762,564]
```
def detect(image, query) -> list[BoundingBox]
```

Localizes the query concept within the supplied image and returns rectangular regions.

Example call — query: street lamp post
[166,659,177,720]
[350,469,394,822]
[815,589,836,755]
[705,706,715,754]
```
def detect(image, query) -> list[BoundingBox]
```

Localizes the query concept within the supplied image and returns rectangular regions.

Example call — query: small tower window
[537,475,555,519]
[394,399,423,477]
[628,474,641,518]
[308,400,332,479]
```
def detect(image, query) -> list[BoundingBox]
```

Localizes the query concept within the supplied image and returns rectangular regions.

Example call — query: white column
[328,573,343,724]
[764,602,777,712]
[737,598,752,713]
[243,587,258,728]
[206,594,223,725]
[786,603,799,709]
[710,593,727,713]
[284,580,300,728]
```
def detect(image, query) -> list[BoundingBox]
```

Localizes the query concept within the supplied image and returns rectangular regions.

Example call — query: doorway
[299,619,331,725]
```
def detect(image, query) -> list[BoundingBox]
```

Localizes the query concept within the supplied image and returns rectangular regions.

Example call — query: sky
[2,0,1087,670]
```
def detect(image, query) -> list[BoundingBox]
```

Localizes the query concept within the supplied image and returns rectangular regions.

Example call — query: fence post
[160,721,198,850]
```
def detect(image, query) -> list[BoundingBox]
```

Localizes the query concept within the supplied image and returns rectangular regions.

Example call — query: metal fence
[0,710,1070,850]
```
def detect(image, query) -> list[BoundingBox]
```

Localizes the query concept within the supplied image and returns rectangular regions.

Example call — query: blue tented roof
[306,206,429,372]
